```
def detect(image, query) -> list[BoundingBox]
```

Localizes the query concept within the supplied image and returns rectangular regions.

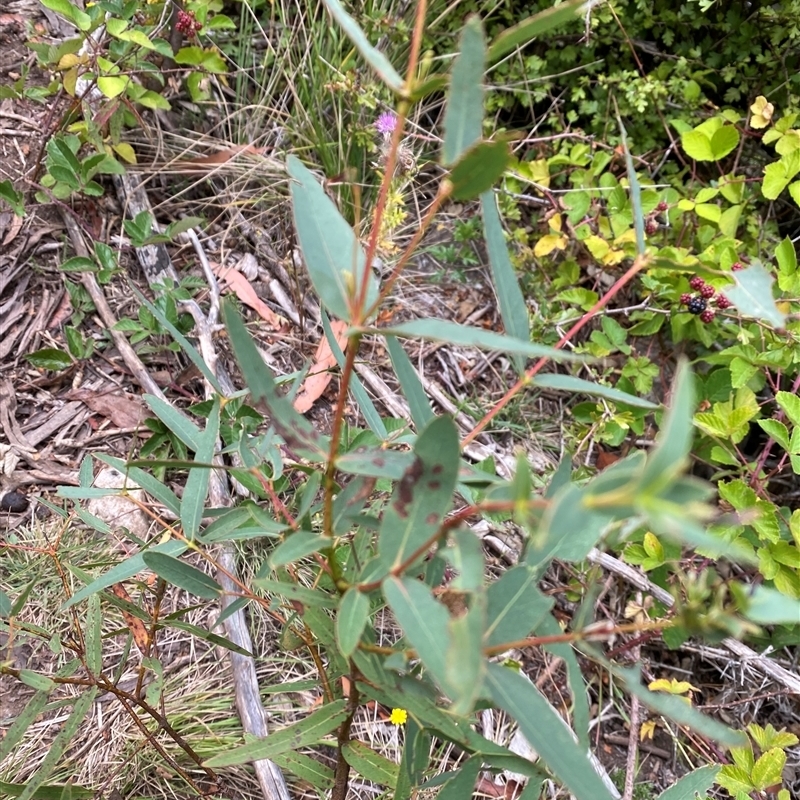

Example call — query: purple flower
[375,111,397,137]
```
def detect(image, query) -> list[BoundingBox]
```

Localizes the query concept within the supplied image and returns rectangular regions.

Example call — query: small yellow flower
[389,708,407,726]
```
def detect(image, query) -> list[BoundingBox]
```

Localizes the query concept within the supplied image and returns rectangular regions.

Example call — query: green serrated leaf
[681,130,714,161]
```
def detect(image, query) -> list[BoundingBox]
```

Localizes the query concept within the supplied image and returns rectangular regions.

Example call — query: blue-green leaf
[442,16,485,167]
[287,155,379,321]
[482,191,529,373]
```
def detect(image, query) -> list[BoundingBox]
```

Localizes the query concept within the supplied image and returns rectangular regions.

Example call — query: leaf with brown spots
[108,583,152,655]
[377,416,459,571]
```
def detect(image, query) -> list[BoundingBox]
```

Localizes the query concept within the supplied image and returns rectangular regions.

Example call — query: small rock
[0,490,28,513]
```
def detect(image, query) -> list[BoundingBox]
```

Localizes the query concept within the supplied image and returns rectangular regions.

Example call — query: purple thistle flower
[375,111,397,137]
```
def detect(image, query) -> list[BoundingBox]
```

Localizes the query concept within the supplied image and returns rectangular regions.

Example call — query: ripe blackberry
[731,261,744,272]
[680,293,692,305]
[687,296,707,315]
[699,283,715,299]
[716,294,732,310]
[689,275,705,290]
[699,309,715,324]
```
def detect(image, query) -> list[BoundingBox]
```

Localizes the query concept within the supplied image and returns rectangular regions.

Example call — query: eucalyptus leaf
[287,155,379,321]
[204,700,349,767]
[482,191,529,373]
[442,16,485,167]
[487,0,585,62]
[141,552,223,599]
[485,663,617,800]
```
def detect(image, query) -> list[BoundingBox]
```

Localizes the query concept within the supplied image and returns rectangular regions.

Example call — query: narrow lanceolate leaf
[180,396,219,540]
[485,663,617,800]
[63,540,189,609]
[97,455,181,515]
[532,373,658,409]
[724,261,786,328]
[618,120,645,255]
[342,740,399,788]
[269,530,329,569]
[287,155,379,321]
[448,140,511,200]
[638,358,694,494]
[482,191,529,373]
[442,16,485,167]
[85,594,102,675]
[134,289,223,395]
[377,318,581,362]
[0,690,51,764]
[223,299,328,461]
[487,0,586,62]
[336,587,371,658]
[17,688,98,800]
[254,577,337,609]
[322,0,404,93]
[272,751,334,791]
[204,700,349,767]
[143,394,202,451]
[141,552,223,599]
[377,416,459,570]
[385,335,434,430]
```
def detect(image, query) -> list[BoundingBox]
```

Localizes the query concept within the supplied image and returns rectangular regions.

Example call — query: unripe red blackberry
[645,218,659,235]
[687,296,707,315]
[699,283,715,299]
[716,294,732,309]
[731,262,744,272]
[680,293,692,305]
[656,201,668,212]
[699,309,715,323]
[176,9,202,35]
[689,275,705,290]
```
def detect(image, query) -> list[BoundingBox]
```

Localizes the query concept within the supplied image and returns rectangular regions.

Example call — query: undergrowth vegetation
[1,1,800,799]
